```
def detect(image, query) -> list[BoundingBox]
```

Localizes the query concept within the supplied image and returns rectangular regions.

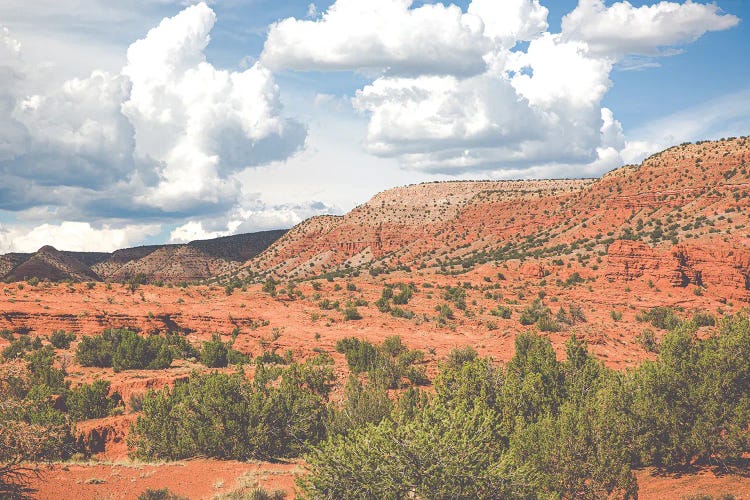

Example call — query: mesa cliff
[235,137,750,302]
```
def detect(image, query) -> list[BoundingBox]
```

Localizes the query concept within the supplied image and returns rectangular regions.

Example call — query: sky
[0,0,748,252]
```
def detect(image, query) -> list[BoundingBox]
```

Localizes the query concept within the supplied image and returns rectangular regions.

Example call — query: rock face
[230,136,750,303]
[76,414,136,459]
[670,240,750,298]
[606,238,750,300]
[605,240,662,282]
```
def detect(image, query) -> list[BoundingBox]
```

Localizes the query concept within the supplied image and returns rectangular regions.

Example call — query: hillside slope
[237,137,750,301]
[1,230,287,284]
[3,246,101,282]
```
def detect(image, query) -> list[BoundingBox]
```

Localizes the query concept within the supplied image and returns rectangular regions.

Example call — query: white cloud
[122,2,306,211]
[508,33,612,109]
[561,0,739,59]
[352,73,540,166]
[467,0,548,47]
[262,0,488,77]
[0,221,161,253]
[624,88,750,157]
[169,220,237,243]
[352,32,617,172]
[273,0,739,175]
[0,2,305,219]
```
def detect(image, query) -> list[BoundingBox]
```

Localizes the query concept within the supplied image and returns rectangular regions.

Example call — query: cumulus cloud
[352,32,614,171]
[169,200,337,243]
[122,2,306,211]
[467,0,548,47]
[270,0,739,173]
[262,0,488,77]
[0,221,161,253]
[561,0,739,59]
[11,71,135,188]
[0,2,304,219]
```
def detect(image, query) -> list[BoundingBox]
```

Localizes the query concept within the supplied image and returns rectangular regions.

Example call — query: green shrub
[227,348,250,366]
[442,286,467,310]
[636,306,682,330]
[129,360,333,460]
[302,332,634,498]
[200,334,228,368]
[335,338,377,375]
[636,329,658,353]
[342,306,362,321]
[563,272,584,287]
[26,346,66,392]
[2,335,42,360]
[112,331,172,372]
[65,380,122,420]
[165,332,199,359]
[76,329,172,372]
[49,330,76,349]
[536,314,561,332]
[336,336,427,389]
[692,311,716,327]
[629,315,750,467]
[390,307,414,319]
[262,278,277,297]
[490,305,512,319]
[137,488,188,500]
[75,334,113,368]
[327,376,394,436]
[391,283,414,305]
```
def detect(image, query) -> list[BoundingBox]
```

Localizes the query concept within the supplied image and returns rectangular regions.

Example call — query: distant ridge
[226,136,750,304]
[4,245,101,282]
[1,229,287,284]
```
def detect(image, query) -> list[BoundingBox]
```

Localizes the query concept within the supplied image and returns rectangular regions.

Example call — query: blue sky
[195,0,750,128]
[0,0,748,252]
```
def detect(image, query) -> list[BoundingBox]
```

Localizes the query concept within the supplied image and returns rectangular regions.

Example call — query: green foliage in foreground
[200,334,250,368]
[301,314,750,499]
[128,353,335,460]
[76,329,173,372]
[65,380,122,421]
[335,335,428,389]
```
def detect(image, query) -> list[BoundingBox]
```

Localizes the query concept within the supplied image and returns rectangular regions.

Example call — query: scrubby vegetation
[3,309,750,497]
[335,336,428,389]
[65,380,122,420]
[49,330,76,349]
[200,334,249,368]
[128,353,335,460]
[302,314,750,498]
[76,329,173,372]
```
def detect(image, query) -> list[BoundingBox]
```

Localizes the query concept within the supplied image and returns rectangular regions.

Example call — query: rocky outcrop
[76,414,136,459]
[669,240,750,298]
[519,260,548,279]
[605,240,662,281]
[606,238,750,301]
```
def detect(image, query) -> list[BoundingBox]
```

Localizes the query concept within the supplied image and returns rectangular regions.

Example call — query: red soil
[27,459,302,499]
[6,137,750,498]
